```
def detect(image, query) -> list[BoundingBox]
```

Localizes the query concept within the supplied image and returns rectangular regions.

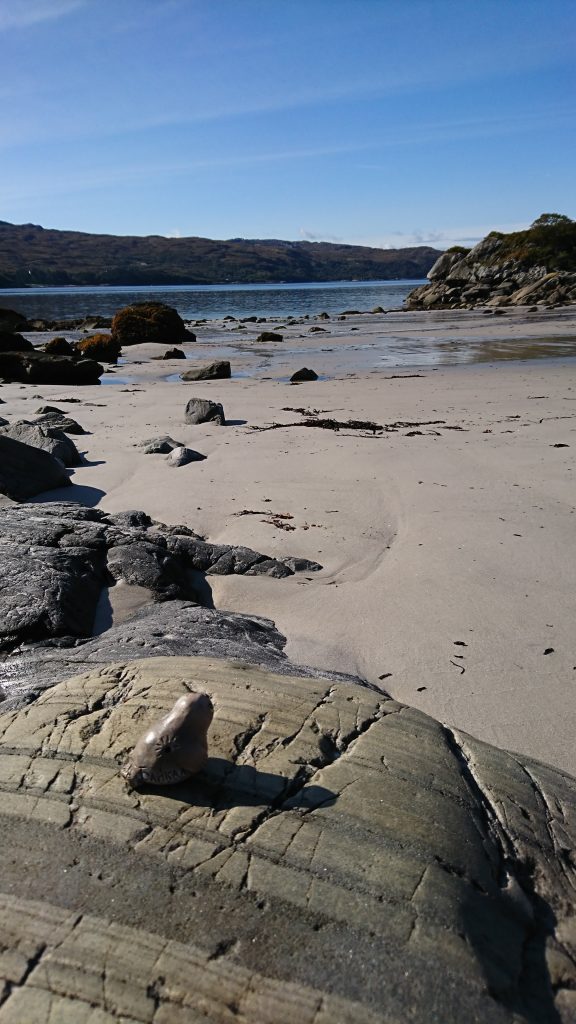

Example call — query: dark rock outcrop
[180,360,231,381]
[0,331,34,353]
[1,602,296,704]
[0,501,321,672]
[184,397,225,425]
[0,436,70,501]
[0,306,29,331]
[111,301,191,346]
[0,351,103,384]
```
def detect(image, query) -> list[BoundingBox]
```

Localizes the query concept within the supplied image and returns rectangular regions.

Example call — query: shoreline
[24,303,576,379]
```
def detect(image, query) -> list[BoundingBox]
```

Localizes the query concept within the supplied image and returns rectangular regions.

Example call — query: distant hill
[406,213,576,309]
[0,221,440,288]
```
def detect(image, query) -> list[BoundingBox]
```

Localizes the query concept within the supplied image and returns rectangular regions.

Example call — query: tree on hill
[531,213,573,228]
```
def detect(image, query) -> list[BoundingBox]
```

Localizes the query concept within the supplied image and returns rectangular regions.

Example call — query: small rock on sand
[184,398,225,425]
[167,446,206,467]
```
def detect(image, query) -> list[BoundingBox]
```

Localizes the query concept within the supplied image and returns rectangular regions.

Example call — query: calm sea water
[0,280,421,322]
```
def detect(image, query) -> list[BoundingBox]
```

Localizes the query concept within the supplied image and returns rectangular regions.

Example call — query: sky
[1,0,575,249]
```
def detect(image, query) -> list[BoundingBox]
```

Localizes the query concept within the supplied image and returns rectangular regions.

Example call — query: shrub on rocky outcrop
[111,301,190,346]
[75,333,121,363]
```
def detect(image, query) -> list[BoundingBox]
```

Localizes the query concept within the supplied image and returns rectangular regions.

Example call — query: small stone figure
[121,692,213,788]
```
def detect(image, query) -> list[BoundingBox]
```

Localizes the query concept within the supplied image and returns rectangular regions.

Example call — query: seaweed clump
[111,301,190,346]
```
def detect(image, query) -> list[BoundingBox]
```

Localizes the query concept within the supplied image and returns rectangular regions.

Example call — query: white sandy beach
[3,306,576,774]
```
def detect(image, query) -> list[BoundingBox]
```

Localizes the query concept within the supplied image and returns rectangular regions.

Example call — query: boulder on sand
[184,397,225,425]
[138,435,184,454]
[0,420,81,467]
[43,337,75,356]
[0,435,70,501]
[180,360,231,382]
[166,445,206,467]
[32,412,85,435]
[111,301,192,346]
[290,367,319,382]
[151,347,187,360]
[256,330,283,342]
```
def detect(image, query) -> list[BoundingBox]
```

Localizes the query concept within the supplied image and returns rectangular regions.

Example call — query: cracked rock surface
[0,655,575,1022]
[1,600,340,708]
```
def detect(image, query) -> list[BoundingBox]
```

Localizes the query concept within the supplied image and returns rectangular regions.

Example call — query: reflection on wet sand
[450,336,576,364]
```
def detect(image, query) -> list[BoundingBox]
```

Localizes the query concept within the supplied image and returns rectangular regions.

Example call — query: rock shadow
[460,882,562,1024]
[186,569,214,608]
[29,483,106,507]
[133,756,336,814]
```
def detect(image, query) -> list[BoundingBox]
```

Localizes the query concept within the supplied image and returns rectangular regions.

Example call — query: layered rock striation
[0,656,575,1021]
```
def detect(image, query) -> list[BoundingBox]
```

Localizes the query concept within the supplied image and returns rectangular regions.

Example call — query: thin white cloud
[354,106,576,155]
[299,228,343,243]
[1,142,370,205]
[0,0,85,31]
[351,223,531,251]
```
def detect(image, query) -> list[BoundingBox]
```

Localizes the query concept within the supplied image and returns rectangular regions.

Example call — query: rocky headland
[406,213,576,310]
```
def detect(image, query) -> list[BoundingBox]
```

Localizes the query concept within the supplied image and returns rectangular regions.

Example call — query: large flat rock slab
[0,656,575,1021]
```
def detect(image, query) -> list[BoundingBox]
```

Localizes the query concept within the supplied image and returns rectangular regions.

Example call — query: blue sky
[1,0,574,248]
